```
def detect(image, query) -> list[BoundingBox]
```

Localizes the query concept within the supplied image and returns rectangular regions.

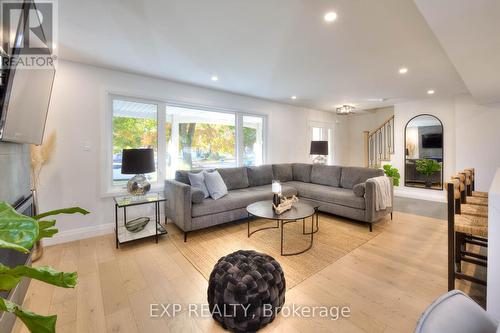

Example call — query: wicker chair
[446,180,487,290]
[451,174,488,218]
[464,168,489,200]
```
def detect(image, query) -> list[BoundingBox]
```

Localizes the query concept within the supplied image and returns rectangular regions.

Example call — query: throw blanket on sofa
[371,176,392,211]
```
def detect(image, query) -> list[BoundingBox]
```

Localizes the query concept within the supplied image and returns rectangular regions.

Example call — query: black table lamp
[121,148,155,195]
[310,141,328,164]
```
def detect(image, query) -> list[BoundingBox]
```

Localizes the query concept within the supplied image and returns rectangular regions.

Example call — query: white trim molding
[43,223,115,246]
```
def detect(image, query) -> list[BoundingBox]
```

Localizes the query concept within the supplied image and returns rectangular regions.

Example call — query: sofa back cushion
[340,166,384,189]
[217,167,249,190]
[292,163,312,182]
[175,169,206,185]
[272,164,293,182]
[247,165,274,187]
[310,165,342,187]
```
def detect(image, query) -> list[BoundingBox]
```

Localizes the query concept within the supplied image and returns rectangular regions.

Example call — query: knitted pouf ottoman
[207,250,286,332]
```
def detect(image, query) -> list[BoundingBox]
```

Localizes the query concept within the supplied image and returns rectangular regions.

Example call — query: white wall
[39,60,349,243]
[346,94,500,201]
[454,95,500,191]
[392,98,456,201]
[39,60,500,243]
[347,107,394,167]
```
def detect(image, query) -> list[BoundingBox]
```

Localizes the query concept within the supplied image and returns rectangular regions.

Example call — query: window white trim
[102,91,268,197]
[308,120,335,165]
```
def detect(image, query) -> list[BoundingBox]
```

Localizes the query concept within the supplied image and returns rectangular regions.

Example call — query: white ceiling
[57,0,468,111]
[415,0,500,105]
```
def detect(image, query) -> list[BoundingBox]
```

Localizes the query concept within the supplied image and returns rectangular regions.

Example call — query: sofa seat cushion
[285,181,365,209]
[192,184,297,217]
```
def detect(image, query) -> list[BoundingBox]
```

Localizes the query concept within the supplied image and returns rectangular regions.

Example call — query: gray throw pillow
[190,187,205,204]
[188,171,209,198]
[353,183,366,197]
[204,171,228,200]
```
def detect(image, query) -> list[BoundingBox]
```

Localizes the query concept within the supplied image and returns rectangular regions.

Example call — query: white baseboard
[43,223,115,246]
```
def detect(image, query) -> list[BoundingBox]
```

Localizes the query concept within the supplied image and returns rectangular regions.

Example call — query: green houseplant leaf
[0,239,30,254]
[36,220,58,241]
[0,297,56,333]
[0,202,39,251]
[415,159,442,176]
[382,164,400,186]
[34,207,89,220]
[0,201,88,333]
[0,263,77,291]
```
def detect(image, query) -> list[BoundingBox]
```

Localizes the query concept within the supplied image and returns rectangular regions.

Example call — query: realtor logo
[1,0,57,68]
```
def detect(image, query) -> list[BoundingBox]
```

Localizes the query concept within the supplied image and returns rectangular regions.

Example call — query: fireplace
[0,193,34,332]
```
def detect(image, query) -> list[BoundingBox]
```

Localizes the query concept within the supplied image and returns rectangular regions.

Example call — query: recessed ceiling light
[211,75,218,81]
[324,12,337,22]
[427,89,435,95]
[399,67,408,74]
[291,96,297,100]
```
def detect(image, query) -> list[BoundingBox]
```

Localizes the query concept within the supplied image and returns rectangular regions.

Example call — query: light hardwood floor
[12,211,480,333]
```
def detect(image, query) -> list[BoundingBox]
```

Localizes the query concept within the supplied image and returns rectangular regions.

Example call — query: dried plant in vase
[29,131,56,261]
[273,195,299,214]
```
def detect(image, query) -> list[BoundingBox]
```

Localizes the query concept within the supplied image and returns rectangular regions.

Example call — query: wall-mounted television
[0,0,55,145]
[422,133,443,148]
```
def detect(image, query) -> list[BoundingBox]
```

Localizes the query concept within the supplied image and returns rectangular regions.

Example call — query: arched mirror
[404,114,443,190]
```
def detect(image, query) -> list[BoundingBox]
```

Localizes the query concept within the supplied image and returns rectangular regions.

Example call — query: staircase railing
[364,115,395,168]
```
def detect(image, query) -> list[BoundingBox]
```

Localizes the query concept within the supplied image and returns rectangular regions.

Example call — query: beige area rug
[169,213,386,289]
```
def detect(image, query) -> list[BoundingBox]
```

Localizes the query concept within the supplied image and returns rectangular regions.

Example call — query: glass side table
[113,192,167,248]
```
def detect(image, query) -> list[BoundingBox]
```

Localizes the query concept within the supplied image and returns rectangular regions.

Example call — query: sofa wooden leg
[369,223,372,232]
[391,212,393,220]
[184,232,188,242]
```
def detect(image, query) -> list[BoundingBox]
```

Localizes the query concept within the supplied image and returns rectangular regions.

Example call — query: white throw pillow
[204,170,228,200]
[188,171,209,199]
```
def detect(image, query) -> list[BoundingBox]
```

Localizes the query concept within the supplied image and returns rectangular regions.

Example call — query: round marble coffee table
[246,200,317,256]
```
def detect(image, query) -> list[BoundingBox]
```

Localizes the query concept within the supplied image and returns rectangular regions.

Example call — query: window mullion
[236,114,243,167]
[157,102,167,182]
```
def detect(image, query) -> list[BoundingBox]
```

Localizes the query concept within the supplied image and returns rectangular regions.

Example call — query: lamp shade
[310,141,328,155]
[121,148,155,174]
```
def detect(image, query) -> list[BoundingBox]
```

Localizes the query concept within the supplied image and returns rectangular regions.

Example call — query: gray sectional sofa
[165,164,393,241]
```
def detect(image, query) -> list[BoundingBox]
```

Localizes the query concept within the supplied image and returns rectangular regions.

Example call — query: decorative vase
[273,193,281,207]
[425,179,433,188]
[271,180,282,208]
[125,217,150,233]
